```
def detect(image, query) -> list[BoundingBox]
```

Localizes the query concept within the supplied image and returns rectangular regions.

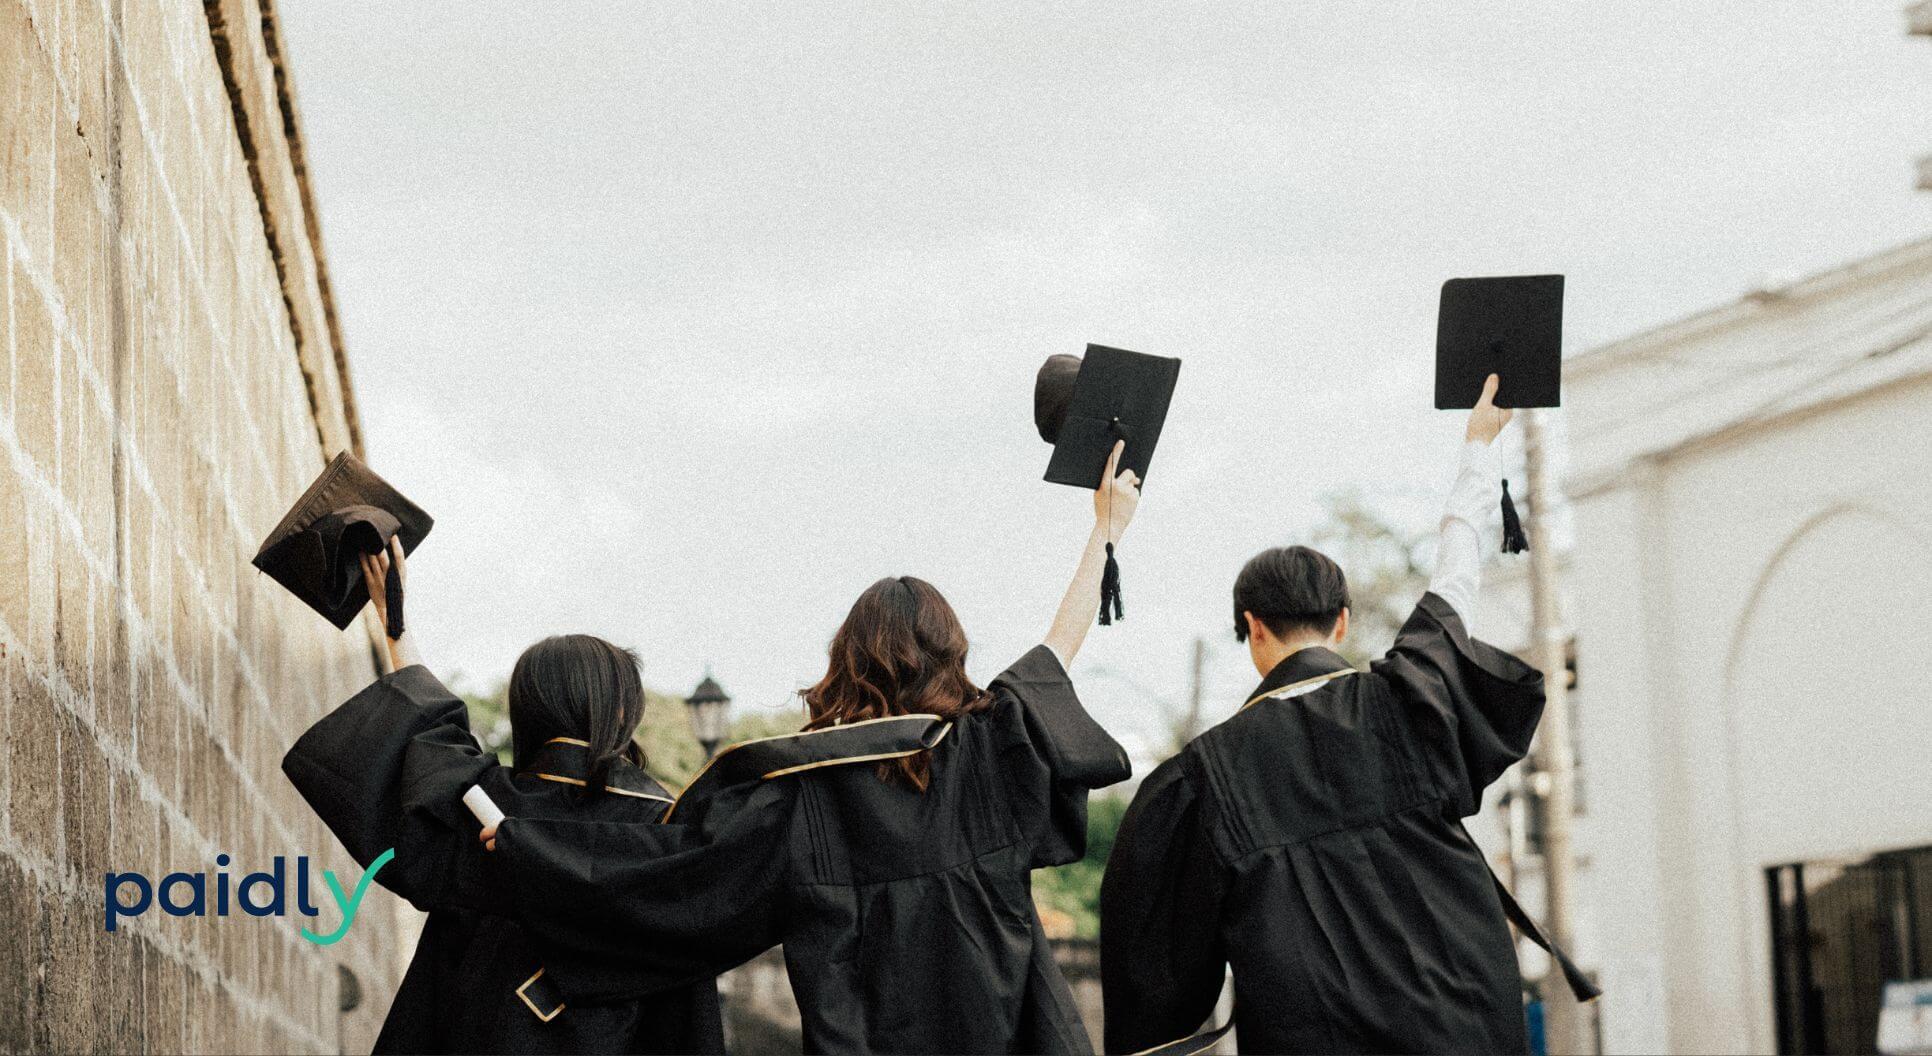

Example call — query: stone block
[57,336,87,507]
[107,769,155,867]
[23,498,57,666]
[58,712,106,880]
[139,941,180,1053]
[92,913,145,1053]
[8,667,62,860]
[0,449,27,639]
[91,580,129,743]
[0,856,38,1041]
[134,669,177,804]
[0,251,11,419]
[51,117,101,351]
[78,377,114,559]
[11,261,58,475]
[53,521,90,698]
[53,0,108,151]
[0,5,57,266]
[40,892,98,1049]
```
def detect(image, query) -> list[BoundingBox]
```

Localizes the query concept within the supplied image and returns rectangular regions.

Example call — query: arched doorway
[1726,508,1932,1054]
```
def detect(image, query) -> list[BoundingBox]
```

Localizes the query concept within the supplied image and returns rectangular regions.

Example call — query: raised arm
[1043,440,1141,667]
[1429,373,1513,631]
[361,538,421,672]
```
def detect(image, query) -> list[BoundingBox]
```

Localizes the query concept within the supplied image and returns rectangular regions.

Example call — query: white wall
[1568,368,1932,1054]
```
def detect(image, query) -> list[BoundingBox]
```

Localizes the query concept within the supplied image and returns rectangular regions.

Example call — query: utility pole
[1522,409,1583,1054]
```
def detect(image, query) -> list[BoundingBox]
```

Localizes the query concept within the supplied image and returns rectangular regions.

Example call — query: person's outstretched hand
[359,537,416,670]
[1095,440,1141,538]
[358,537,406,636]
[1465,373,1514,446]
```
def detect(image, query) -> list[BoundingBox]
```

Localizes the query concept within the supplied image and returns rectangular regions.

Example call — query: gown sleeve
[282,664,507,912]
[988,644,1133,867]
[1370,592,1546,815]
[489,775,798,1003]
[1099,757,1227,1055]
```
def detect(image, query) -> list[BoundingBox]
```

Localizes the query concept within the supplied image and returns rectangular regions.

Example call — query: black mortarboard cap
[1033,344,1181,626]
[1435,275,1564,410]
[1037,344,1182,489]
[1436,274,1563,555]
[252,452,432,637]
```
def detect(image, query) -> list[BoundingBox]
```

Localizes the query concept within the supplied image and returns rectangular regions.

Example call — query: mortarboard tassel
[1500,479,1529,554]
[1098,542,1123,625]
[384,557,406,638]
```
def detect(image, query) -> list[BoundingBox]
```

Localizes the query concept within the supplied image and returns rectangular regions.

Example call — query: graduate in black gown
[1101,377,1596,1055]
[282,540,724,1054]
[478,444,1145,1055]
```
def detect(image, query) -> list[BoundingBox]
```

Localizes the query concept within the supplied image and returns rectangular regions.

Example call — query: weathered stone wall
[0,0,395,1050]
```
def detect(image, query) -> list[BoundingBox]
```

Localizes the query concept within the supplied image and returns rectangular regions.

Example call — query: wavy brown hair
[803,576,993,790]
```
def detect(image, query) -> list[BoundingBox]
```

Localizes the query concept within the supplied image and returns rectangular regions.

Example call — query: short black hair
[1232,545,1350,642]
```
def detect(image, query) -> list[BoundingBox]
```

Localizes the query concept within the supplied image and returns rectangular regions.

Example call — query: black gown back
[1101,593,1552,1055]
[489,645,1131,1055]
[282,665,725,1055]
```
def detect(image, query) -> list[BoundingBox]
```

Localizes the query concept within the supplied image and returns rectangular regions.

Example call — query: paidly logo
[104,849,395,945]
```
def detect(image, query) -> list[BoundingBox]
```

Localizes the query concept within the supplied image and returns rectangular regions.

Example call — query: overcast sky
[277,1,1931,760]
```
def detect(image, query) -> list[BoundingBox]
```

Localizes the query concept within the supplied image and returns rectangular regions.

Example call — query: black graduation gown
[282,665,725,1055]
[1101,592,1571,1055]
[489,644,1132,1055]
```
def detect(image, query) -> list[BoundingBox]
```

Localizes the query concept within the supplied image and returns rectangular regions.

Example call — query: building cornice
[204,0,363,463]
[1566,234,1932,380]
[1568,363,1932,501]
[1564,234,1932,501]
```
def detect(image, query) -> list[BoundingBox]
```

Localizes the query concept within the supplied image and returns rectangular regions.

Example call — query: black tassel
[1500,479,1529,554]
[1098,542,1123,625]
[384,556,405,638]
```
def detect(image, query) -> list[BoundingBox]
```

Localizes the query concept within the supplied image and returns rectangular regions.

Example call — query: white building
[1483,233,1932,1055]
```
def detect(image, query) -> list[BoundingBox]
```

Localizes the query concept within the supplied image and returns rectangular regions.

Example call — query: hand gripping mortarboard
[1034,344,1182,625]
[253,452,433,638]
[1436,275,1563,553]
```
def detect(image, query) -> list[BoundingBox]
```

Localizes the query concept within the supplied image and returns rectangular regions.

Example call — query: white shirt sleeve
[1429,441,1500,631]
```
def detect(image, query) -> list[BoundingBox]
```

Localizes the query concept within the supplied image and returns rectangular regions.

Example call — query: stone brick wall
[0,0,396,1050]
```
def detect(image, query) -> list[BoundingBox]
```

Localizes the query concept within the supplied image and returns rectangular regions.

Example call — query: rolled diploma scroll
[462,785,505,830]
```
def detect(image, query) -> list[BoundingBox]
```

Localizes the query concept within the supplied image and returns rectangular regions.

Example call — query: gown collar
[1243,645,1357,710]
[525,738,675,804]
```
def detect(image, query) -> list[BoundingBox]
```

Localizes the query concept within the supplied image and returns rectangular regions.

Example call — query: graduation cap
[252,452,432,638]
[1436,274,1563,554]
[1033,344,1182,625]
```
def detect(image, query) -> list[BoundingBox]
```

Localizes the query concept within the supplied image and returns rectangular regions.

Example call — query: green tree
[1032,793,1130,939]
[457,680,513,763]
[647,703,808,788]
[1310,490,1430,669]
[726,707,809,744]
[632,688,713,788]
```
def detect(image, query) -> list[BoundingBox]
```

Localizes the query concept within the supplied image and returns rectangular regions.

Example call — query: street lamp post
[685,672,733,759]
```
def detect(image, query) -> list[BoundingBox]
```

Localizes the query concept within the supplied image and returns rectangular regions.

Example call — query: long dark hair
[508,634,647,796]
[803,577,992,791]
